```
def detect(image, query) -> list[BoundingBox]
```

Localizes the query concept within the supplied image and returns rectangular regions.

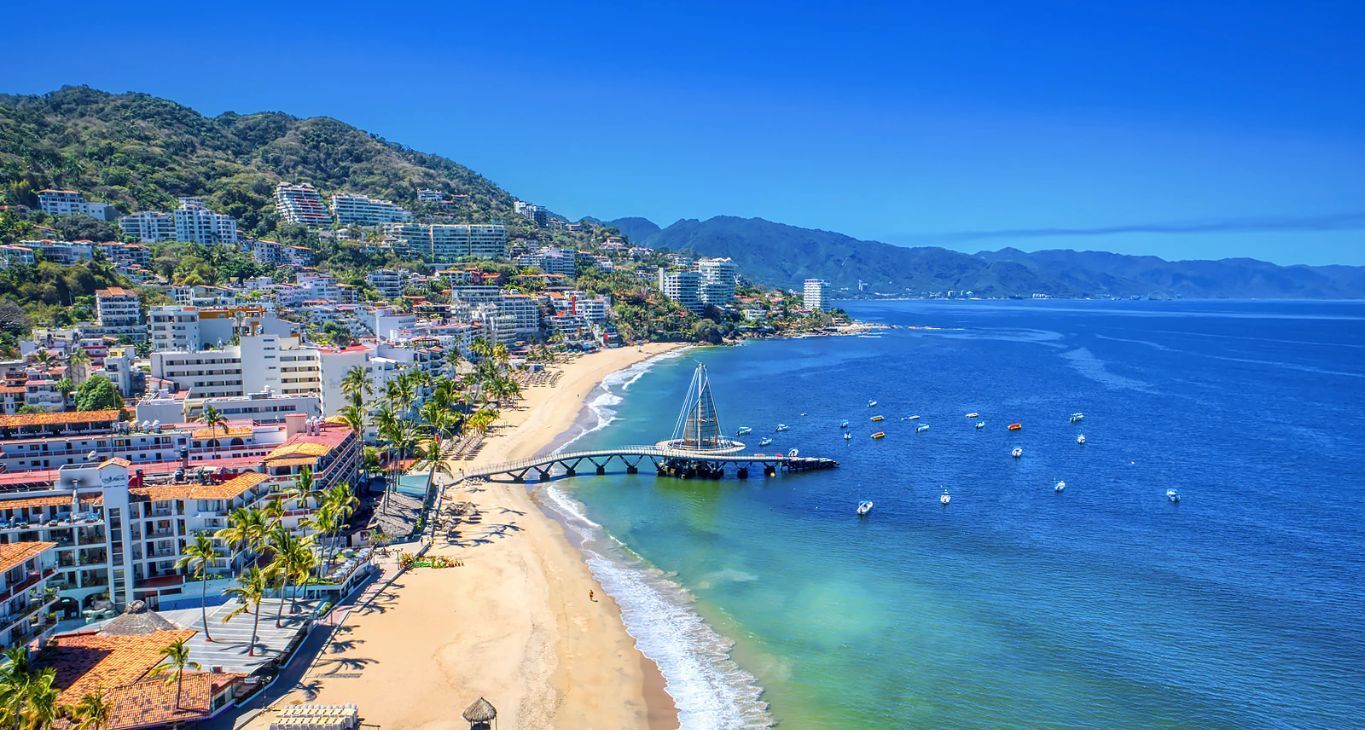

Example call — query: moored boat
[788,448,800,457]
[871,431,886,439]
[776,423,789,432]
[857,500,874,516]
[759,437,773,446]
[1011,447,1023,458]
[843,432,852,441]
[1076,434,1086,445]
[871,415,885,422]
[975,421,986,429]
[1070,412,1085,423]
[965,412,979,418]
[737,426,752,436]
[916,424,930,433]
[940,488,951,505]
[839,419,849,429]
[1166,489,1180,503]
[1008,422,1022,431]
[867,399,877,407]
[1055,480,1066,493]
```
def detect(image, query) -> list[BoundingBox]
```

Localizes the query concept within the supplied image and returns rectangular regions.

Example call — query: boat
[736,426,752,436]
[843,432,852,441]
[1070,412,1085,423]
[871,431,886,439]
[759,437,773,446]
[800,412,807,416]
[975,421,986,429]
[839,420,850,429]
[907,415,921,421]
[867,399,877,407]
[916,424,930,433]
[1011,447,1023,458]
[775,424,789,432]
[1076,434,1086,445]
[857,500,875,516]
[1055,480,1066,493]
[871,415,885,422]
[940,488,951,505]
[1166,489,1180,503]
[1008,422,1022,431]
[788,448,800,457]
[965,412,979,418]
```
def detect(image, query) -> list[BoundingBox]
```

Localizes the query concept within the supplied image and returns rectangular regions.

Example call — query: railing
[465,445,837,478]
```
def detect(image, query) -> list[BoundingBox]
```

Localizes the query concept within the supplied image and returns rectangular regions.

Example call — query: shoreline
[252,343,688,729]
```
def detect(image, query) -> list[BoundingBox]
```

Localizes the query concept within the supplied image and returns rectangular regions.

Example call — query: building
[118,211,176,243]
[0,245,36,268]
[274,182,331,226]
[330,194,412,225]
[37,190,116,221]
[658,269,704,314]
[150,305,289,353]
[0,542,59,650]
[366,269,406,298]
[803,279,829,311]
[384,223,508,262]
[696,257,739,306]
[242,238,314,267]
[518,246,576,277]
[17,240,94,265]
[173,198,238,245]
[514,200,549,226]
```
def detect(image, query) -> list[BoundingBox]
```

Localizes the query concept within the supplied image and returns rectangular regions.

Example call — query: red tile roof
[0,540,55,573]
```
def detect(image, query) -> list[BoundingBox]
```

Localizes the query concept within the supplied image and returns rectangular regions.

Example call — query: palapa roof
[98,600,182,636]
[462,697,498,722]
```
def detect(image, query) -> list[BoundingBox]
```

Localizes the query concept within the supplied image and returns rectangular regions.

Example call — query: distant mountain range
[606,215,1365,299]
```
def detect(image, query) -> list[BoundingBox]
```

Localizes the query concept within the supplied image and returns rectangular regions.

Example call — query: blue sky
[9,1,1365,265]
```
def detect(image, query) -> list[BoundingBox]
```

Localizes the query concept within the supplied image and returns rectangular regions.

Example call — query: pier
[465,362,838,483]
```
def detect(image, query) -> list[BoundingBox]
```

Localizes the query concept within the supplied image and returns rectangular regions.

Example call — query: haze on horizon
[8,1,1365,266]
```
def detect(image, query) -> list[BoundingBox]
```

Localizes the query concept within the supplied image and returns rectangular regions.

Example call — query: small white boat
[1055,480,1066,493]
[857,500,874,516]
[975,421,986,429]
[759,437,773,447]
[916,424,930,433]
[839,419,849,429]
[1166,489,1180,503]
[737,426,752,436]
[1076,434,1086,445]
[1070,412,1085,423]
[843,432,852,441]
[788,448,800,457]
[800,412,807,416]
[775,424,789,432]
[965,412,979,419]
[940,489,951,505]
[907,415,920,421]
[1011,447,1023,458]
[867,399,877,407]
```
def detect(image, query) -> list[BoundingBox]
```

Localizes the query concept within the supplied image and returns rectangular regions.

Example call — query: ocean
[540,299,1365,729]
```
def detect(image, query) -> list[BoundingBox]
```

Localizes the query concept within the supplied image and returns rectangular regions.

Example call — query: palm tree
[71,690,109,730]
[214,507,268,573]
[264,526,297,627]
[338,404,365,442]
[223,566,267,656]
[286,538,318,613]
[149,637,200,710]
[18,667,61,730]
[176,533,220,642]
[340,365,371,409]
[444,347,463,377]
[199,405,227,457]
[307,503,341,567]
[281,466,317,510]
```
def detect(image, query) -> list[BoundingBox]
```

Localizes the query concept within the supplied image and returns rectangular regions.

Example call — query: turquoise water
[541,300,1365,728]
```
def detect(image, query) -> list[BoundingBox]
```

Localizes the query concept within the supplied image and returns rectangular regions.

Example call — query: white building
[274,182,331,226]
[37,189,116,220]
[518,246,576,277]
[330,194,412,225]
[0,541,59,650]
[658,269,704,314]
[696,257,738,306]
[17,240,94,265]
[173,198,238,245]
[150,305,291,353]
[366,269,406,298]
[384,223,508,262]
[0,245,36,268]
[803,279,830,311]
[118,211,176,243]
[149,350,245,400]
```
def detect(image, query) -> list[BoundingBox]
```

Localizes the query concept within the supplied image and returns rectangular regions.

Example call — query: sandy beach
[252,343,687,729]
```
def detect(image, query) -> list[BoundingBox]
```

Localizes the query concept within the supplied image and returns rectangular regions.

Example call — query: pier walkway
[463,445,838,482]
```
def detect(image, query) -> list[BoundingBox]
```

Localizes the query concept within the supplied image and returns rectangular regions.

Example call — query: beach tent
[461,697,498,729]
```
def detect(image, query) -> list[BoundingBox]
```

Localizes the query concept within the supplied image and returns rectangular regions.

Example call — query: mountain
[0,86,516,240]
[608,216,1365,299]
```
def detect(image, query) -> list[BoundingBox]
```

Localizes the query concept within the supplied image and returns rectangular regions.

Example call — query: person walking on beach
[589,590,595,602]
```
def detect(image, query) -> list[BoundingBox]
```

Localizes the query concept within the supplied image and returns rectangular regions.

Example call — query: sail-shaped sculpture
[663,363,744,453]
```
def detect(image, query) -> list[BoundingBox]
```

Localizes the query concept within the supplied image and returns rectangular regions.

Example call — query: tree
[73,374,122,411]
[223,566,267,656]
[340,365,370,409]
[282,466,317,510]
[199,405,227,456]
[176,533,220,642]
[214,507,268,571]
[71,690,109,730]
[149,637,200,710]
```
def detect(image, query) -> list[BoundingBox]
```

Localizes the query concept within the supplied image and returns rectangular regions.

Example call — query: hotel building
[330,194,412,225]
[274,183,331,226]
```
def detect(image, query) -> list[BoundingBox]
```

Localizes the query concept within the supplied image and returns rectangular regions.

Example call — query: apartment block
[330,194,412,225]
[118,211,176,243]
[274,183,331,226]
[173,198,238,245]
[658,269,705,313]
[803,279,829,311]
[383,223,508,262]
[696,257,739,306]
[37,190,116,221]
[0,542,58,650]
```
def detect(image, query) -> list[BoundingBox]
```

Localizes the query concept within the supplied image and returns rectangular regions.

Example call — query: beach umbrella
[462,697,498,729]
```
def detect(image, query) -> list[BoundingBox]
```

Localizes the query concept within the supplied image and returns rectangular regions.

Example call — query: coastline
[255,343,688,729]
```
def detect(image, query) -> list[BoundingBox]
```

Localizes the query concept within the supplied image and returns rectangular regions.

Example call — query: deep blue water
[547,300,1365,728]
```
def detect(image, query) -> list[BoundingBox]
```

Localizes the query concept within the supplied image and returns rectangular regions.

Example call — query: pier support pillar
[626,465,638,474]
[737,467,749,479]
[764,466,776,477]
[596,465,606,475]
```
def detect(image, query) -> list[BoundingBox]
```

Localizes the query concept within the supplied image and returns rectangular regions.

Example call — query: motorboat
[839,419,850,429]
[758,437,773,447]
[1055,480,1066,493]
[1011,447,1023,458]
[907,415,921,421]
[940,489,951,505]
[800,412,807,416]
[1166,489,1180,503]
[975,421,986,429]
[843,432,853,441]
[871,415,885,422]
[857,500,875,516]
[1008,423,1022,431]
[916,424,930,433]
[1070,412,1085,423]
[788,448,800,457]
[737,426,753,436]
[1076,434,1086,445]
[965,412,979,418]
[867,399,877,407]
[775,424,789,432]
[871,431,886,439]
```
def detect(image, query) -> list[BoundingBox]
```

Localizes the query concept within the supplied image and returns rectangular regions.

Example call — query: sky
[8,1,1365,265]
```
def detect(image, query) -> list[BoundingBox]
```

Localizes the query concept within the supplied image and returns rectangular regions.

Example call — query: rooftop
[0,409,123,429]
[0,540,56,573]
